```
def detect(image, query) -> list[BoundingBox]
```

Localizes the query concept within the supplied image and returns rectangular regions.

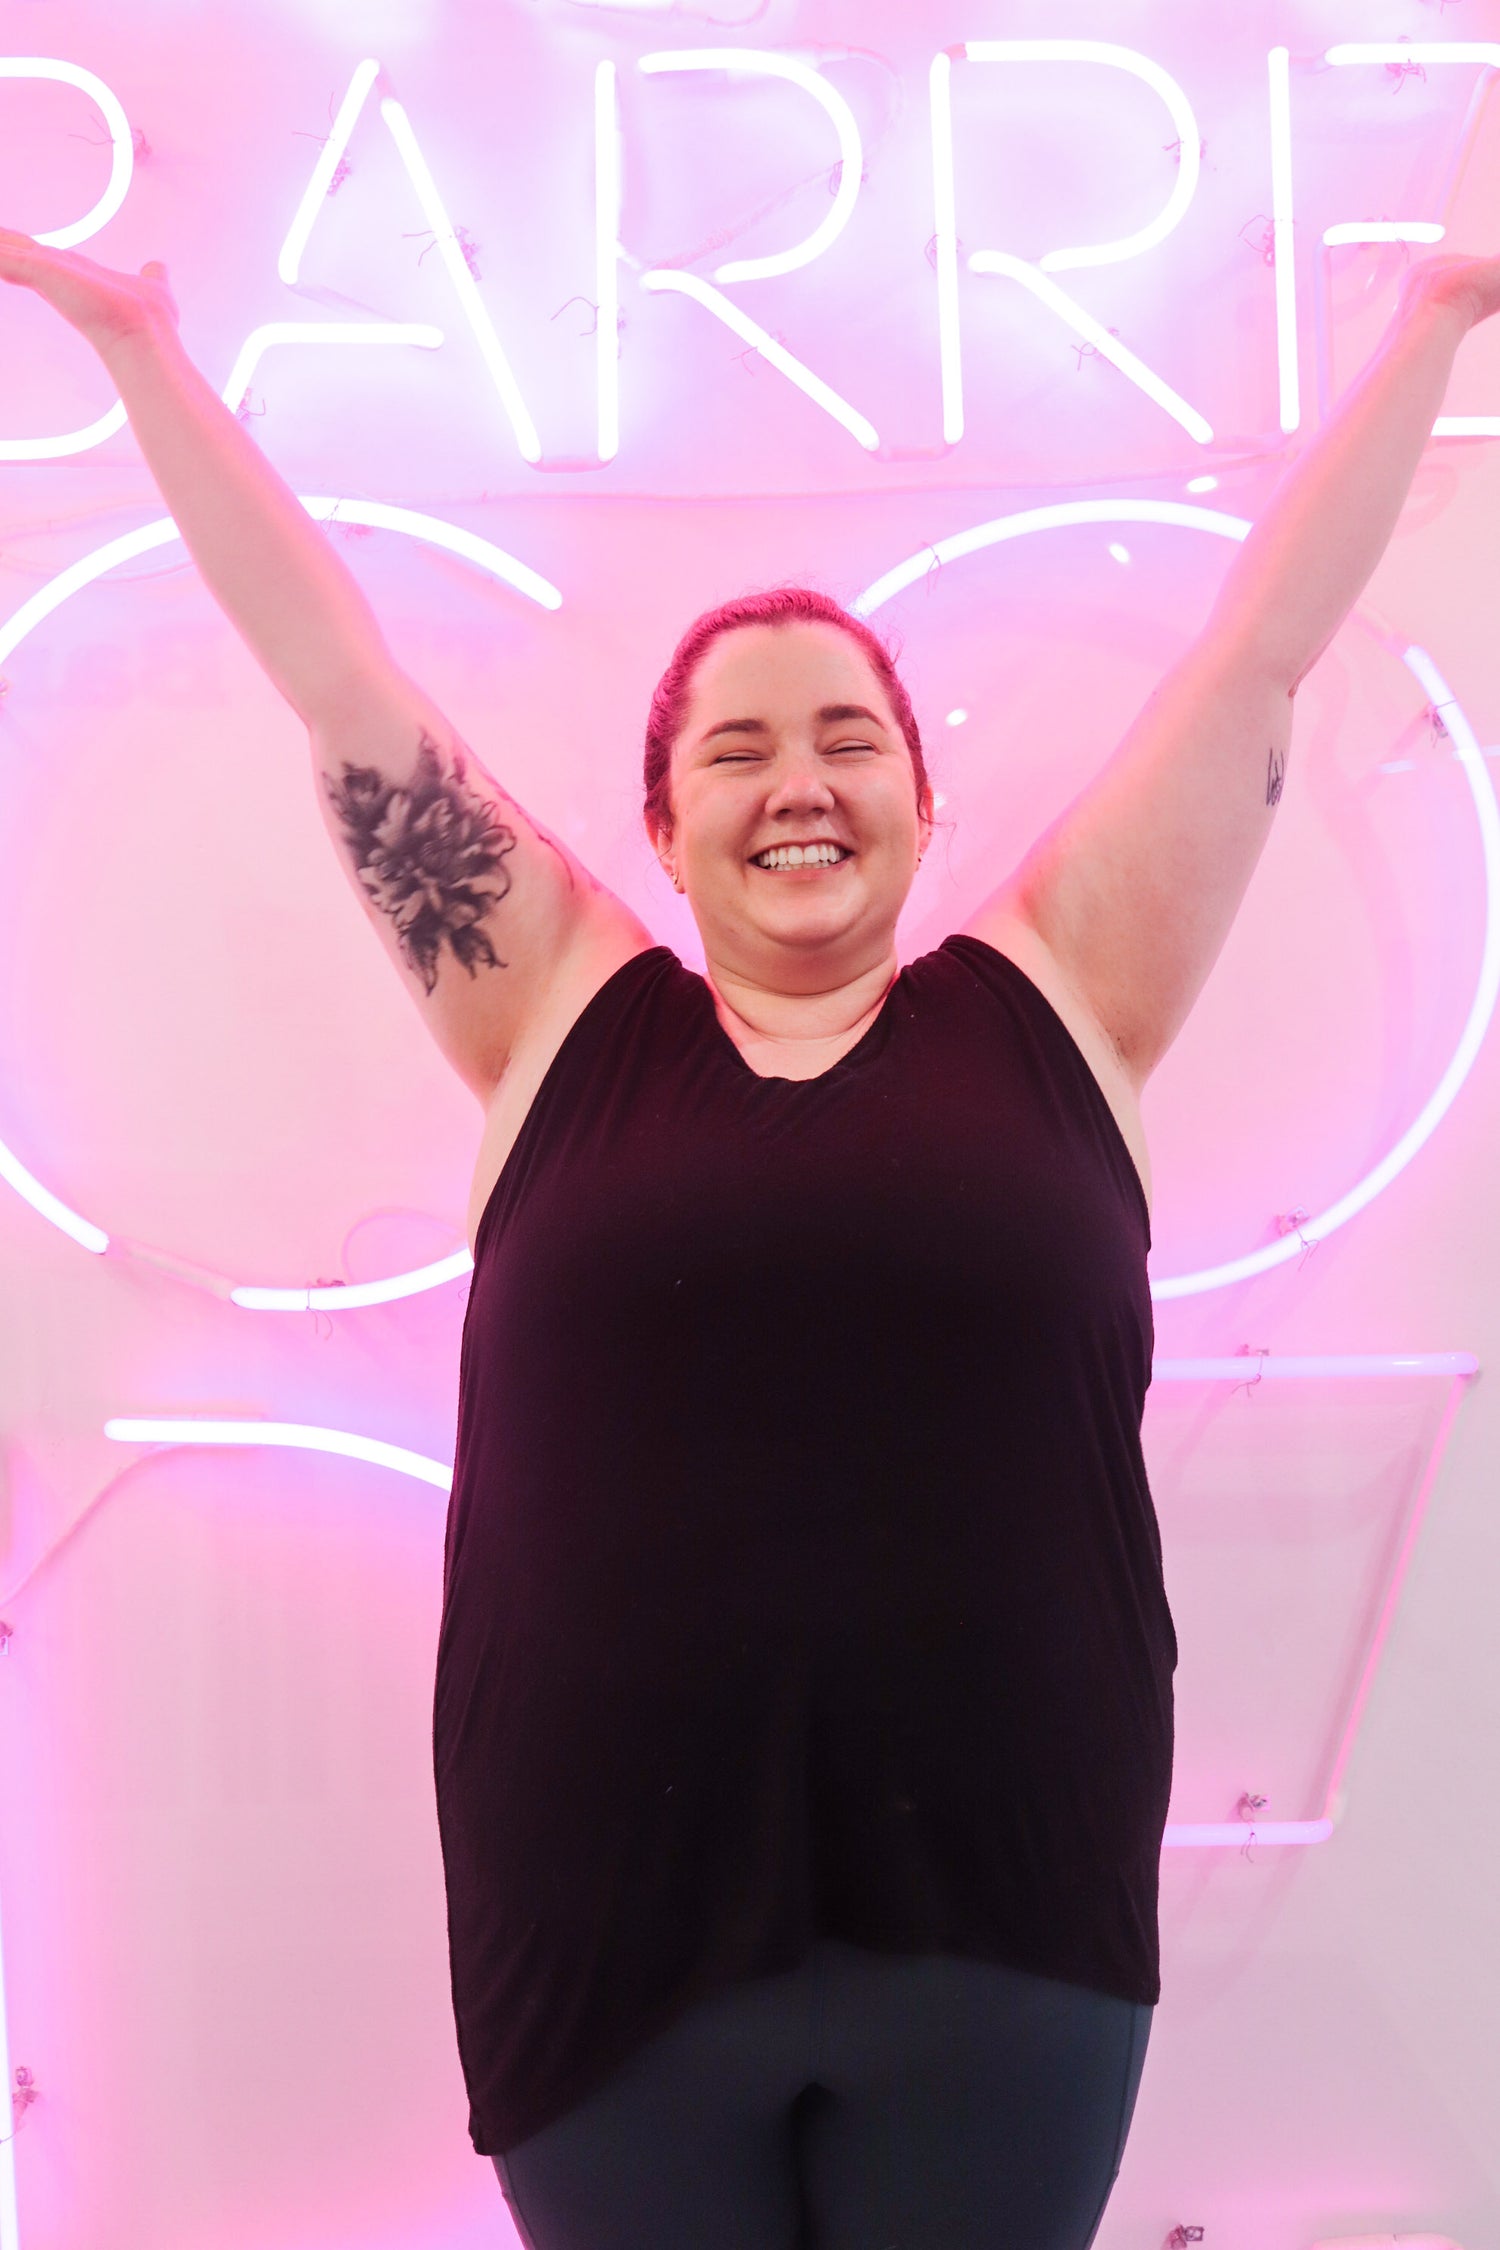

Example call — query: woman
[3,223,1496,2250]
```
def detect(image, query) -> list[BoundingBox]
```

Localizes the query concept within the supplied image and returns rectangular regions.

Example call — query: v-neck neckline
[692,963,904,1084]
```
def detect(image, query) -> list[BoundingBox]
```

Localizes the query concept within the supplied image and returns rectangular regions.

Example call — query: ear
[917,782,936,855]
[644,807,679,887]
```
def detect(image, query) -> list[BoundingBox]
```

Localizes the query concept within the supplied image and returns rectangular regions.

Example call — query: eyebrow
[698,703,889,746]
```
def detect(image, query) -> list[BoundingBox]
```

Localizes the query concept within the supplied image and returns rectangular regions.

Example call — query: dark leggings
[491,1940,1152,2250]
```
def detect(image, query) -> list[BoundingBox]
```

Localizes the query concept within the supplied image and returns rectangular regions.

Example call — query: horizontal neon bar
[1153,1353,1478,1380]
[230,1249,474,1311]
[1323,221,1445,245]
[103,1418,452,1490]
[1163,1819,1334,1848]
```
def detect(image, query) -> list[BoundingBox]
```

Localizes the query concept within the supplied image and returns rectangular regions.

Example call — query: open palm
[0,227,178,351]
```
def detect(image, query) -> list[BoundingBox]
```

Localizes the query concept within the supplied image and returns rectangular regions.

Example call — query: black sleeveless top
[433,936,1176,2156]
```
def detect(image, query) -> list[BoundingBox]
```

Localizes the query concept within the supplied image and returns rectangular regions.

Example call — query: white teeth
[754,843,846,870]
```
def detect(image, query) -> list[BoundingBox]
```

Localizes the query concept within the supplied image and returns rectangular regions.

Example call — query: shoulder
[465,931,677,1251]
[949,904,1153,1214]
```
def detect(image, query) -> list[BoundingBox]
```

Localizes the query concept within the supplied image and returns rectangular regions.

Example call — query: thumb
[140,259,168,278]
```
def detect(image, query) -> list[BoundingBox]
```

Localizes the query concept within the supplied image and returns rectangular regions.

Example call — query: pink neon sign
[3,41,1497,476]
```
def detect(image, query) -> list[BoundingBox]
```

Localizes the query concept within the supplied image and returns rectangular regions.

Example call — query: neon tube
[929,51,963,445]
[277,57,381,286]
[1158,1356,1476,1850]
[0,1865,17,2250]
[1163,1820,1333,1848]
[1323,46,1500,437]
[854,510,1500,1298]
[0,501,557,1304]
[219,322,444,418]
[1154,1353,1478,1380]
[637,50,862,284]
[0,400,129,466]
[378,97,542,464]
[962,41,1201,273]
[965,254,1213,443]
[104,1418,452,1490]
[639,270,879,450]
[1323,222,1446,245]
[595,61,622,463]
[1157,646,1500,1296]
[0,60,136,463]
[230,1250,474,1312]
[0,59,134,246]
[1322,46,1500,434]
[851,497,1249,616]
[1268,47,1299,435]
[110,1359,1474,1856]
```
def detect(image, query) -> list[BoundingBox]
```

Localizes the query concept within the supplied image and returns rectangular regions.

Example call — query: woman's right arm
[0,232,653,1099]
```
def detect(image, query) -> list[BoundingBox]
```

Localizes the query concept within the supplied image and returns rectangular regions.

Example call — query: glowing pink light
[277,58,381,286]
[962,254,1214,443]
[1158,1354,1475,1848]
[855,510,1500,1296]
[0,502,556,1305]
[638,270,880,450]
[0,1866,17,2250]
[1324,43,1500,439]
[960,41,1201,273]
[1323,222,1446,247]
[637,51,863,285]
[378,96,542,462]
[103,1418,453,1489]
[928,51,963,445]
[1268,46,1299,435]
[219,322,445,418]
[0,59,136,463]
[0,59,134,245]
[595,61,622,462]
[941,42,1210,445]
[109,1354,1473,1850]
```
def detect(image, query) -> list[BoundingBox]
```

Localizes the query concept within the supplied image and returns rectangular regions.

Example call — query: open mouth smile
[750,843,852,871]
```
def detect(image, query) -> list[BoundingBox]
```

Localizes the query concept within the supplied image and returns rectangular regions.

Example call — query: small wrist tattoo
[1266,746,1286,808]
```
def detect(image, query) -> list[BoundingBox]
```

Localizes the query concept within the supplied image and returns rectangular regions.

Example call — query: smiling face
[647,620,934,991]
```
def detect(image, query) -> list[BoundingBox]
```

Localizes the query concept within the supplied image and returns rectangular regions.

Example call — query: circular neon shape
[0,498,561,1305]
[0,59,135,249]
[853,502,1500,1298]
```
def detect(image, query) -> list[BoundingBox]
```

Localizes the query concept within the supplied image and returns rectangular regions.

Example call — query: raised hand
[0,227,179,355]
[1401,249,1500,330]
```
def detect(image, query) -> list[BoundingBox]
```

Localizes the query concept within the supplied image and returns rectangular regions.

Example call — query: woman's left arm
[969,254,1500,1091]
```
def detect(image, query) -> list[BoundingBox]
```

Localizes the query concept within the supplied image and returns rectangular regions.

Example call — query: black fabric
[433,935,1176,2158]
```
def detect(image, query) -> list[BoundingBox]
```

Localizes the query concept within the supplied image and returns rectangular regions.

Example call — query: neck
[705,948,900,1051]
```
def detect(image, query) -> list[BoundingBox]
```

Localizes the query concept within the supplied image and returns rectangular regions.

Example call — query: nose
[764,748,836,818]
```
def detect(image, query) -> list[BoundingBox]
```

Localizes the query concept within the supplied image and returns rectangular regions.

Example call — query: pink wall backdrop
[2,3,1500,2245]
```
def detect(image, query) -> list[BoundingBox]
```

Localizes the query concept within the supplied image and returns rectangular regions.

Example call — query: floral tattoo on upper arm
[324,732,519,994]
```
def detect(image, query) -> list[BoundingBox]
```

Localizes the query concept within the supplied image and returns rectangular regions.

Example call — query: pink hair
[643,586,930,836]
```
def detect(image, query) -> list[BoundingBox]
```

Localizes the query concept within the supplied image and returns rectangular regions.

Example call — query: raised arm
[0,232,650,1098]
[970,253,1500,1089]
